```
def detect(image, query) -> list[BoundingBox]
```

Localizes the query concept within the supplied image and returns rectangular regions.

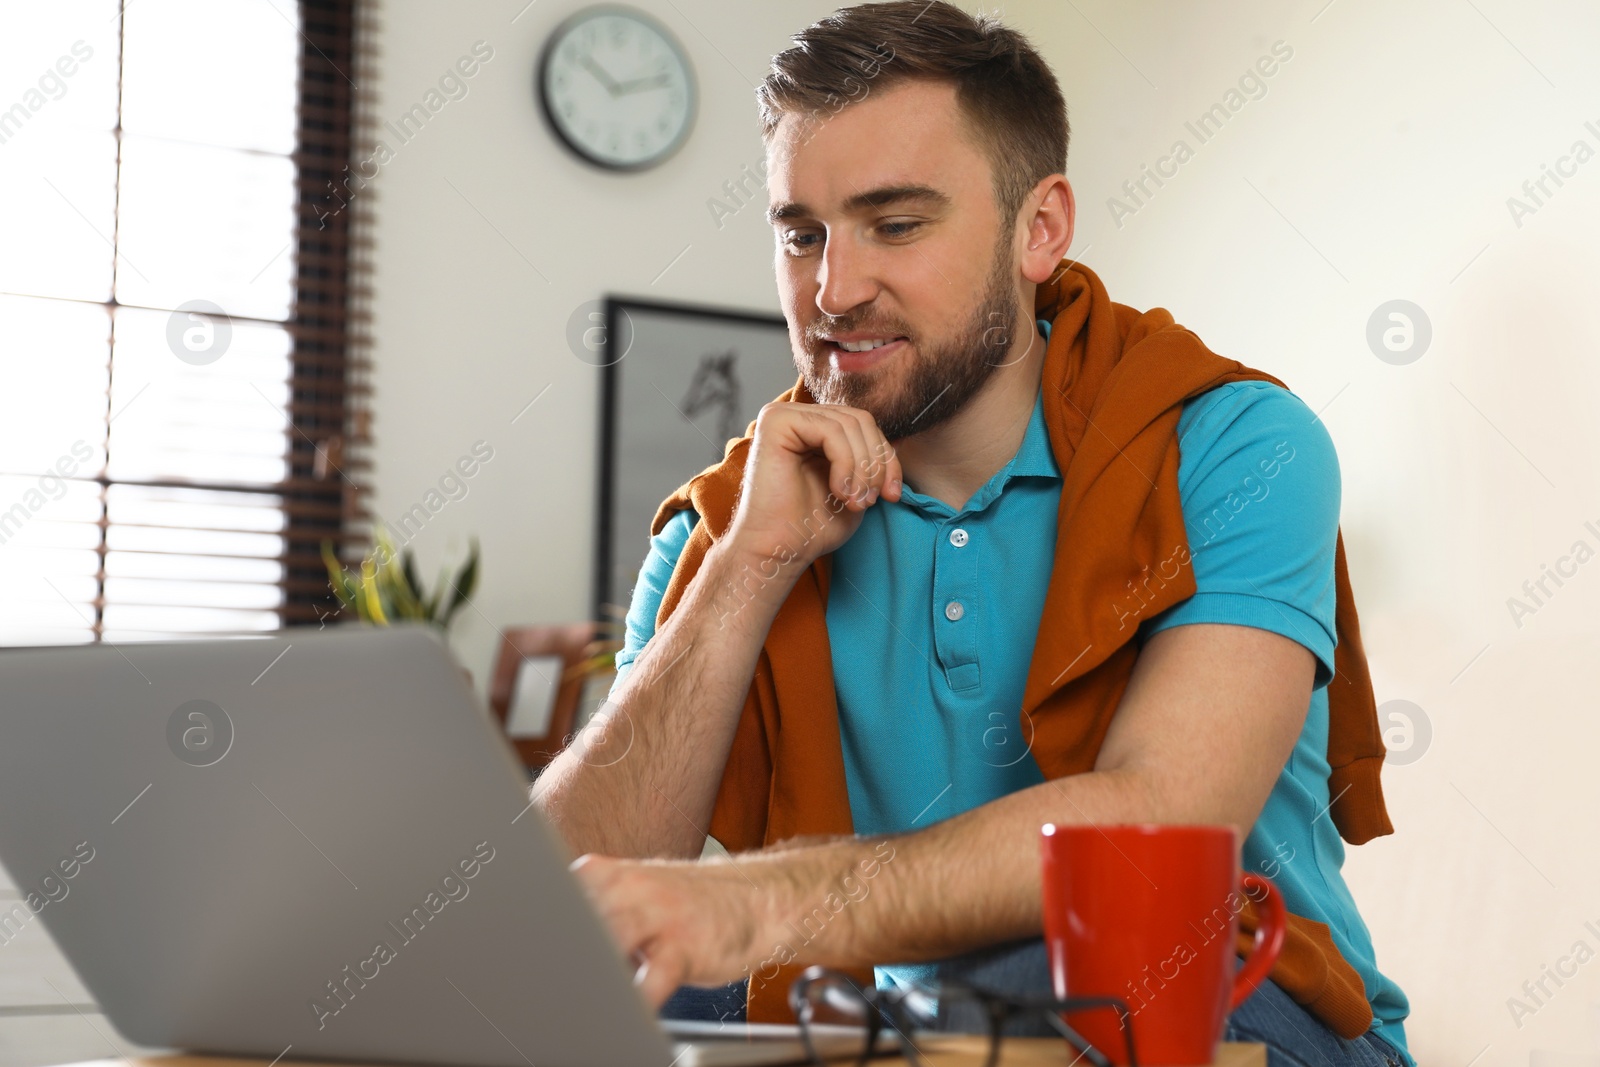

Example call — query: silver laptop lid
[0,625,674,1067]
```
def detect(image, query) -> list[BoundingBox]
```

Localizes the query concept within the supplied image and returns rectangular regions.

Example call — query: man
[534,4,1412,1065]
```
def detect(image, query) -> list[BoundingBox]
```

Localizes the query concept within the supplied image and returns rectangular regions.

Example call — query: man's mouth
[821,335,909,373]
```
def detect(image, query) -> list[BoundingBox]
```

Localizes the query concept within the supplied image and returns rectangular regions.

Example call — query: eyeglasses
[788,966,1139,1067]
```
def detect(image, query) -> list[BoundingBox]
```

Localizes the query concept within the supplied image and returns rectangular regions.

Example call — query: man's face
[766,78,1024,441]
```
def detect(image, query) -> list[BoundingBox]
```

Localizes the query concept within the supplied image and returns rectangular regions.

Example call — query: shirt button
[944,600,965,621]
[949,527,969,547]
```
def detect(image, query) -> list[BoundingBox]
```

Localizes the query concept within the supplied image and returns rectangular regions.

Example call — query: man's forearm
[534,538,797,860]
[732,620,1306,970]
[734,767,1159,968]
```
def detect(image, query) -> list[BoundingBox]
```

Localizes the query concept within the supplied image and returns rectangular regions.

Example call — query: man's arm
[574,619,1312,1004]
[533,534,795,860]
[536,402,903,860]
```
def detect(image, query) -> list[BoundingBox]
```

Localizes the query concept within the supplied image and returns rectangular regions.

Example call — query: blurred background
[2,1,1599,1065]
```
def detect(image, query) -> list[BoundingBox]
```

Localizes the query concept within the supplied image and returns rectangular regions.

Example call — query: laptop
[0,625,897,1067]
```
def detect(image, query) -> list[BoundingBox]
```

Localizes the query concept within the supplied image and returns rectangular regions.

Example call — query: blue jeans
[660,979,748,1026]
[661,938,1411,1067]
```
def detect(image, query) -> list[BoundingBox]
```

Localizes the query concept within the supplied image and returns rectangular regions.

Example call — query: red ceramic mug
[1039,823,1287,1067]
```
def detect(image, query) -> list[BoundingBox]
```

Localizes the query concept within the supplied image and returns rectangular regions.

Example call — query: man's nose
[816,232,879,318]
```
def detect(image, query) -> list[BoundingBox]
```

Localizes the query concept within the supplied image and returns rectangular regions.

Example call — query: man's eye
[780,221,920,253]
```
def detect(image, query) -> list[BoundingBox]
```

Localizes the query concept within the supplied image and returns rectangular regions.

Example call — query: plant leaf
[400,549,424,608]
[321,540,357,608]
[379,546,424,619]
[359,557,389,625]
[437,539,480,627]
[457,538,480,599]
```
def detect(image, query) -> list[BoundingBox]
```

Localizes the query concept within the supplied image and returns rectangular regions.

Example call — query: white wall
[368,3,1600,1064]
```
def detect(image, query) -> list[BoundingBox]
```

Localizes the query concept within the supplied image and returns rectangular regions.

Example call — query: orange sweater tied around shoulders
[646,259,1392,1039]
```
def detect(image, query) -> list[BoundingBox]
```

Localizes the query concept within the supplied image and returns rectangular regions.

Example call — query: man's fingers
[757,401,899,512]
[601,898,662,961]
[568,853,610,885]
[811,408,874,507]
[869,419,902,498]
[837,407,899,500]
[633,939,689,1008]
[570,856,658,958]
[881,441,903,500]
[786,408,870,508]
[569,861,754,1013]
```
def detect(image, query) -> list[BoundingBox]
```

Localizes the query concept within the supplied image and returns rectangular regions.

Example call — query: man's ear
[1019,174,1075,285]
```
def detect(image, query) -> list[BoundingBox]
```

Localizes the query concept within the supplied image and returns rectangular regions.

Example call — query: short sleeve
[609,507,701,696]
[1136,381,1341,689]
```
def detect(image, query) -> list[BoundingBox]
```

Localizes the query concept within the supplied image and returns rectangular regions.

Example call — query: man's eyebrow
[766,184,951,226]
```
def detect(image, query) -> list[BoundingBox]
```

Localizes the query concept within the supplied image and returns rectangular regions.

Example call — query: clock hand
[577,53,621,97]
[613,72,673,95]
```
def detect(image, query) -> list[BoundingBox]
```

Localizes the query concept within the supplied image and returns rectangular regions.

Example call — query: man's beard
[797,236,1023,441]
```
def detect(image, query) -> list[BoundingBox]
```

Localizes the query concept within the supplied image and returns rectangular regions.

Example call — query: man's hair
[757,1,1068,235]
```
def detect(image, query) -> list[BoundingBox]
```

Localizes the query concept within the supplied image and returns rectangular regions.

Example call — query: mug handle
[1230,873,1287,1011]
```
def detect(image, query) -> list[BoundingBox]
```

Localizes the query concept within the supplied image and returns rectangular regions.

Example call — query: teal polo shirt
[608,319,1412,1059]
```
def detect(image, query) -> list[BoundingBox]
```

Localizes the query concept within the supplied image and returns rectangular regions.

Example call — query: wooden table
[50,1041,1266,1067]
[912,1035,1265,1067]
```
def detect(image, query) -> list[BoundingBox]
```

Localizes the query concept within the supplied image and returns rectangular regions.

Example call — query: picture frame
[487,622,608,772]
[594,295,797,621]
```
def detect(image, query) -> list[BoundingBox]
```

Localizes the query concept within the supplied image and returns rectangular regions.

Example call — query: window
[0,0,368,645]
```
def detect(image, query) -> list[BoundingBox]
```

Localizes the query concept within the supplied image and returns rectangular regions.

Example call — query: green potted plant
[321,527,480,632]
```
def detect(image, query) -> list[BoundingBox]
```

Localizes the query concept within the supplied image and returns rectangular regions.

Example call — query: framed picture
[488,623,609,773]
[595,296,798,620]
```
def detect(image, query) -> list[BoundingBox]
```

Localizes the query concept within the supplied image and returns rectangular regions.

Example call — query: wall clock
[537,5,697,172]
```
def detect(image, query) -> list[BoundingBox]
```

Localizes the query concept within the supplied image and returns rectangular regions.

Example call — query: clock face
[539,6,696,171]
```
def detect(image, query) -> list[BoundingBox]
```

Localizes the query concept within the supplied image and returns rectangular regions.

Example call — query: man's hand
[570,853,777,1007]
[725,402,904,570]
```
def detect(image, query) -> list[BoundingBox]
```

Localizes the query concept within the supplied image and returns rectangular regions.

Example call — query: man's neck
[892,316,1047,513]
